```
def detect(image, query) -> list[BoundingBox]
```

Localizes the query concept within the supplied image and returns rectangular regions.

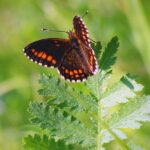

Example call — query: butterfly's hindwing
[58,47,90,82]
[23,38,69,67]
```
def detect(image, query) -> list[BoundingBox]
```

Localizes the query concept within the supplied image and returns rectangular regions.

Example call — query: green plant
[24,36,150,150]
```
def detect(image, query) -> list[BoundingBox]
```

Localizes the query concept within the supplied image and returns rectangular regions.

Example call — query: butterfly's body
[24,16,98,82]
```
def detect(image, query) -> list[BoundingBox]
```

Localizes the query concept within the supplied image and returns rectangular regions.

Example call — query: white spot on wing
[82,22,85,25]
[60,75,65,80]
[76,79,81,82]
[57,69,65,80]
[85,29,89,33]
[66,79,70,82]
[57,69,60,74]
[82,78,86,82]
[50,66,54,68]
[87,39,90,43]
[71,80,75,83]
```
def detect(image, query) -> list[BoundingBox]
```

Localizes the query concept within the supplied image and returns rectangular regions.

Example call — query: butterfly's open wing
[23,38,69,67]
[73,16,91,47]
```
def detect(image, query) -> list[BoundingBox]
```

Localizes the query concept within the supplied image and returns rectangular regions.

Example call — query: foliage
[24,134,84,150]
[1,1,150,150]
[99,36,119,71]
[24,36,150,150]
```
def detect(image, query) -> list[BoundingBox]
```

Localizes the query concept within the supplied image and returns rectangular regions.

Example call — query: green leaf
[102,96,150,144]
[99,36,119,71]
[38,74,97,113]
[108,96,150,128]
[101,74,143,108]
[91,41,102,61]
[127,142,145,150]
[101,129,127,144]
[28,101,97,149]
[24,134,83,150]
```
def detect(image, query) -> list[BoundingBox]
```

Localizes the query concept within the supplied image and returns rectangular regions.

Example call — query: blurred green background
[0,0,150,149]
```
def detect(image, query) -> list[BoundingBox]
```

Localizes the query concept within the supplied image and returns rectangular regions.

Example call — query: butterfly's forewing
[73,16,98,75]
[23,38,69,67]
[73,16,91,47]
[81,44,98,75]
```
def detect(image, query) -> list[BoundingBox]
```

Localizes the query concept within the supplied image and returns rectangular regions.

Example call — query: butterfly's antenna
[81,10,88,18]
[41,28,68,34]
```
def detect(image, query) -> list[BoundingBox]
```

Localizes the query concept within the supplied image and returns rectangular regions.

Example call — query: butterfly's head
[67,31,79,49]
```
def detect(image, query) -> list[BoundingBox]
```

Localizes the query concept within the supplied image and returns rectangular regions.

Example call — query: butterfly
[23,15,98,82]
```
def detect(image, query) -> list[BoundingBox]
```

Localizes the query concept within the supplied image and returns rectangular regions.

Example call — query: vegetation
[0,0,150,150]
[24,37,150,149]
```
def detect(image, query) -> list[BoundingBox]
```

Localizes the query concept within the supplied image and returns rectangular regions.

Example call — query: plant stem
[97,71,103,150]
[97,71,130,150]
[100,120,130,150]
[97,85,101,149]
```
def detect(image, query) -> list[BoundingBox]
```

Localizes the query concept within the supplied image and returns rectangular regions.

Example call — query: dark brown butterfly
[23,15,98,82]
